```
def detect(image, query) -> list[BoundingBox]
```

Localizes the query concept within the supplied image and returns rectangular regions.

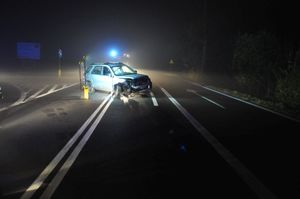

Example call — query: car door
[90,65,103,90]
[101,66,114,92]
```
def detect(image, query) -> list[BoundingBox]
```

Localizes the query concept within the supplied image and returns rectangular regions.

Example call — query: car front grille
[134,77,148,86]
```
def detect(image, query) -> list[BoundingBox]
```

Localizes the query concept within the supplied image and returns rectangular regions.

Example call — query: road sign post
[83,55,87,86]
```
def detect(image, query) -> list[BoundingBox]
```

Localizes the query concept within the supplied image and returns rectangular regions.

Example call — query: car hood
[116,74,148,80]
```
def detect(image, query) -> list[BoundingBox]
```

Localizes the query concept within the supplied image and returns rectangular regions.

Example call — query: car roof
[89,62,124,66]
[89,62,127,69]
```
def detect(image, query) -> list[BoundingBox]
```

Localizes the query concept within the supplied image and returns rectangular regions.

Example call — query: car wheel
[115,84,122,97]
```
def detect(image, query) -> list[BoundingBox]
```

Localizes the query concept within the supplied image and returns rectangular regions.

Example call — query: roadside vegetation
[182,30,300,120]
[231,31,300,120]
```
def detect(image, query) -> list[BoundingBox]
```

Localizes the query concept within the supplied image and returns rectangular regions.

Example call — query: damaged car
[85,62,152,96]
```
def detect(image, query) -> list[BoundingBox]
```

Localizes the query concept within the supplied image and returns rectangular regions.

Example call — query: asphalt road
[0,69,299,199]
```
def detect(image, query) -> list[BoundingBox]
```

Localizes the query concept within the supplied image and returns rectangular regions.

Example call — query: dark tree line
[175,0,300,111]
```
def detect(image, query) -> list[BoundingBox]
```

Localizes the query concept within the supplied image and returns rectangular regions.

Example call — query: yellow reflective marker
[83,86,89,99]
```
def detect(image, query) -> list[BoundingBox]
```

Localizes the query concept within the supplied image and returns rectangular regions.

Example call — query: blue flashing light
[110,49,118,58]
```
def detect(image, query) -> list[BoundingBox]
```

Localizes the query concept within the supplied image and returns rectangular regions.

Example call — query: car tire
[115,84,122,97]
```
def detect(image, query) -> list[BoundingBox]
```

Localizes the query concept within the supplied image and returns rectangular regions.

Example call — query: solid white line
[150,91,159,106]
[36,83,78,99]
[161,87,277,199]
[40,95,115,199]
[20,92,113,199]
[187,89,225,109]
[24,85,49,102]
[187,80,299,123]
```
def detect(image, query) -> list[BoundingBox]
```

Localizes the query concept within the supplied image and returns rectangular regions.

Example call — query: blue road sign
[17,42,40,60]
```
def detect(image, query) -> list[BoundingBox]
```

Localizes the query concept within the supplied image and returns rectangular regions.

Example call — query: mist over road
[0,68,299,199]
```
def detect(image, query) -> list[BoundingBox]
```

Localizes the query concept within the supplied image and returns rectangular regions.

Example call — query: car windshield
[111,64,136,76]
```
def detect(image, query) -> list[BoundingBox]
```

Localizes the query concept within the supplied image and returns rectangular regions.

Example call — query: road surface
[0,69,299,199]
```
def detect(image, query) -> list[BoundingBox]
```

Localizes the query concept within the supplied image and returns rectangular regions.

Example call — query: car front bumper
[130,82,152,92]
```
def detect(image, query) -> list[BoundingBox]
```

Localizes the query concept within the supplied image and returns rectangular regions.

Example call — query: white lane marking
[187,80,299,123]
[161,87,277,199]
[40,96,115,199]
[0,107,8,112]
[20,92,113,199]
[24,85,49,102]
[10,90,28,106]
[47,84,58,93]
[187,89,225,109]
[0,84,78,113]
[201,96,225,109]
[0,85,26,112]
[36,83,78,99]
[150,91,159,106]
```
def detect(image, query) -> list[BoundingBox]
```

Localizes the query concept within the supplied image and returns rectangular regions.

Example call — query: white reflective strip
[161,87,277,199]
[150,91,158,106]
[40,96,114,199]
[20,92,113,199]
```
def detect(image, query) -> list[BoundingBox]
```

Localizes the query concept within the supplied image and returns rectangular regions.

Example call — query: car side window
[91,66,102,75]
[86,65,93,73]
[102,67,112,76]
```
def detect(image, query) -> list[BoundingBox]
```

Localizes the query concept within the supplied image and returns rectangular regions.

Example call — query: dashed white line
[40,95,115,199]
[20,92,113,199]
[150,91,159,106]
[161,87,277,199]
[187,89,225,109]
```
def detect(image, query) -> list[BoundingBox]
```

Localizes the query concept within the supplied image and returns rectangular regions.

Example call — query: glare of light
[123,53,130,58]
[120,95,129,104]
[110,50,118,57]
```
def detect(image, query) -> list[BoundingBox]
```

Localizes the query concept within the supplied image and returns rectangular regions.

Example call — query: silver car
[85,62,152,95]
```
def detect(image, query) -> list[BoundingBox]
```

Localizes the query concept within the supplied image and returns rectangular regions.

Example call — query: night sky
[0,0,298,69]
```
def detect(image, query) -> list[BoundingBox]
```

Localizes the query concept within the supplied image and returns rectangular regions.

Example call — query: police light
[110,50,118,58]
